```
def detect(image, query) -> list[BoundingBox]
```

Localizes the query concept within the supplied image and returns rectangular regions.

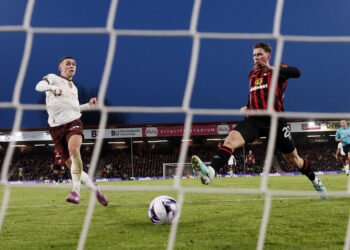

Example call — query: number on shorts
[282,127,291,138]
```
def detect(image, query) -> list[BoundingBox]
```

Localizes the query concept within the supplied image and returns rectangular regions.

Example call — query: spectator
[245,150,256,174]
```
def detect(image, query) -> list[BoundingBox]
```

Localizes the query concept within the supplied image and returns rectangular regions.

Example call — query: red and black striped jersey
[247,64,300,111]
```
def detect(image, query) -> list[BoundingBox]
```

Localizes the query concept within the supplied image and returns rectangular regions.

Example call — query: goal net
[1,0,350,250]
[162,162,210,178]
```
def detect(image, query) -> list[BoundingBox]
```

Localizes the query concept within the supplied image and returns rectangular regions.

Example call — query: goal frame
[162,161,210,178]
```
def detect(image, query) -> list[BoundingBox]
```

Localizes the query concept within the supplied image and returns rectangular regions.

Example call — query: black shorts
[233,116,295,154]
[343,144,350,156]
[53,164,61,171]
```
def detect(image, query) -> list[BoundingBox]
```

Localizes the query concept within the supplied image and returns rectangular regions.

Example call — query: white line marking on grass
[5,196,328,209]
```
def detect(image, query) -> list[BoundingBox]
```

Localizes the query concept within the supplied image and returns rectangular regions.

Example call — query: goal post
[162,162,210,178]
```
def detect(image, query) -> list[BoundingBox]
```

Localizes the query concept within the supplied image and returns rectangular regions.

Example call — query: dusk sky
[1,0,350,129]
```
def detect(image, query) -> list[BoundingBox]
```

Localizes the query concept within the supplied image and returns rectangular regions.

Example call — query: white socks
[312,176,319,186]
[345,165,349,175]
[70,155,98,195]
[70,154,82,195]
[81,171,97,192]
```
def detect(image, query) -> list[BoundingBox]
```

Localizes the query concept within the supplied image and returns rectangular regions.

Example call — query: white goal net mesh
[1,0,350,250]
[163,162,210,178]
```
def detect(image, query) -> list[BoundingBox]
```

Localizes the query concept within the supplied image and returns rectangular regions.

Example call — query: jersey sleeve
[79,103,92,111]
[35,74,59,92]
[279,64,301,79]
[43,74,57,84]
[336,130,340,139]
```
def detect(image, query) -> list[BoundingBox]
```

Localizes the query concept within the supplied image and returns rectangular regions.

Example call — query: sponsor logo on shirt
[250,84,268,92]
[254,78,263,86]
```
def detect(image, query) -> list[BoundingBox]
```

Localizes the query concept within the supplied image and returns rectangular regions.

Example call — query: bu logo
[254,78,263,86]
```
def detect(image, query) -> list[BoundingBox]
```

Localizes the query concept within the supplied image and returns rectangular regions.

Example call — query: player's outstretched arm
[279,66,301,78]
[35,79,62,96]
[80,97,97,111]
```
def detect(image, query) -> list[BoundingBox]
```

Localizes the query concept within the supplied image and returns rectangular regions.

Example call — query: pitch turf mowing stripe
[4,196,327,209]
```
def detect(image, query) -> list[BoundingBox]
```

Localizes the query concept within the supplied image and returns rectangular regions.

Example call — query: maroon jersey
[246,154,255,164]
[247,64,300,111]
[54,150,64,165]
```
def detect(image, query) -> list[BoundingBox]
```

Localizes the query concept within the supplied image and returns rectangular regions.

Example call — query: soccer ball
[148,195,179,224]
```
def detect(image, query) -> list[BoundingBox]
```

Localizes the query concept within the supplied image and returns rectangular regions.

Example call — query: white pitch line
[4,196,330,209]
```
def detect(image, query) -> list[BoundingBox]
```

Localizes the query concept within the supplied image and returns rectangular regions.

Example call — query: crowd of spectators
[277,142,341,172]
[8,146,91,182]
[5,139,343,181]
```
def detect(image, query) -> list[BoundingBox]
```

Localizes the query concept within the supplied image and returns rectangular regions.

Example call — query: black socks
[298,159,316,182]
[211,146,232,172]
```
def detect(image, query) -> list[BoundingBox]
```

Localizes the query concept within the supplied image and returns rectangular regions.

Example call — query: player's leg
[65,134,83,204]
[53,168,59,183]
[192,130,244,184]
[49,126,80,202]
[282,149,326,199]
[65,148,108,206]
[192,117,258,185]
[277,120,327,199]
[346,149,350,176]
[345,160,349,176]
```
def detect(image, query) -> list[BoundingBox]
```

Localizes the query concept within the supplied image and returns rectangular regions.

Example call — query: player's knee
[224,130,245,149]
[285,154,302,168]
[69,148,80,157]
[288,156,298,166]
[65,159,72,169]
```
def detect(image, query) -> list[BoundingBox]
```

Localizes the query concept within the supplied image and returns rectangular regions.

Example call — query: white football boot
[311,176,327,200]
[191,155,215,185]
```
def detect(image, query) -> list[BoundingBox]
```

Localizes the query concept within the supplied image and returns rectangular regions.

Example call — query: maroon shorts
[339,155,348,164]
[49,119,84,162]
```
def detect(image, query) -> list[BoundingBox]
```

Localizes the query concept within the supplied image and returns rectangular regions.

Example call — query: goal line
[1,0,350,250]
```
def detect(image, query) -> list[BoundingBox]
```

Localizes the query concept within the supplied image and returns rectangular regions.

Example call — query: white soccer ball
[148,195,179,225]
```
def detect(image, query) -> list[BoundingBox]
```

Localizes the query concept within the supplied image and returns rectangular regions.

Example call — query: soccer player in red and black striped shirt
[246,44,300,112]
[191,42,327,199]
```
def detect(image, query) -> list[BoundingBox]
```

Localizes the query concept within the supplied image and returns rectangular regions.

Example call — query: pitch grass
[0,174,349,250]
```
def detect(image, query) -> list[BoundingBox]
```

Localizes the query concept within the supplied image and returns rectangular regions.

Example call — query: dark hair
[59,56,75,64]
[253,42,272,54]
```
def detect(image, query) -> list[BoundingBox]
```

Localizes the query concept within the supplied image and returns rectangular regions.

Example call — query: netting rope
[1,0,350,249]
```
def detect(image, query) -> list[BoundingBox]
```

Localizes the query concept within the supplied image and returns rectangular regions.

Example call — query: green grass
[0,174,349,249]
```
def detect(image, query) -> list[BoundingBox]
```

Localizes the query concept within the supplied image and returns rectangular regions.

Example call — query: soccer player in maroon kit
[53,149,64,183]
[192,42,327,199]
[245,150,256,174]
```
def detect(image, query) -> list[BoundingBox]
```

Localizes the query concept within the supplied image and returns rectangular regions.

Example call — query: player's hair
[253,42,272,54]
[59,56,75,64]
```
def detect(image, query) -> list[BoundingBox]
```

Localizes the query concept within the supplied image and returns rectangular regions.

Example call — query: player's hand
[240,106,247,113]
[89,97,97,106]
[51,87,62,96]
[254,60,273,72]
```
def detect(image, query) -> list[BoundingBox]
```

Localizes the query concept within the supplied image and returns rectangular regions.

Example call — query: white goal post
[3,0,350,250]
[163,162,210,178]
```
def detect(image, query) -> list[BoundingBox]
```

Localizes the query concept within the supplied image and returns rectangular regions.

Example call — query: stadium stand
[5,136,342,181]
